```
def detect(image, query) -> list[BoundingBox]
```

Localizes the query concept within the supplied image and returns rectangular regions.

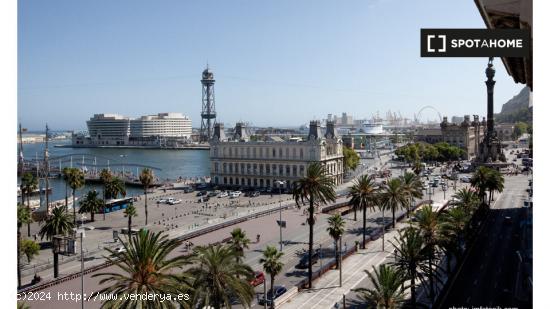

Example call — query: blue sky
[18,0,526,131]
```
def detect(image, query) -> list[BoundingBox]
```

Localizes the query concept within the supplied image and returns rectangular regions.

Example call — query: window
[214,162,219,173]
[279,165,283,175]
[292,165,297,176]
[260,164,264,175]
[223,163,227,174]
[266,164,271,175]
[300,148,304,159]
[286,165,290,175]
[272,148,276,157]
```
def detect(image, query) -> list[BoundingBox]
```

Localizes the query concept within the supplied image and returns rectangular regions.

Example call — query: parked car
[218,191,228,198]
[250,271,265,287]
[207,191,218,197]
[229,191,241,198]
[182,187,194,193]
[461,176,471,183]
[296,251,320,269]
[196,190,208,197]
[157,198,168,204]
[250,191,261,197]
[258,286,287,306]
[198,196,210,202]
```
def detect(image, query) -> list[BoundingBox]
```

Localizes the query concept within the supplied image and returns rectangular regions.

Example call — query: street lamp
[74,214,94,309]
[120,155,127,178]
[275,180,286,251]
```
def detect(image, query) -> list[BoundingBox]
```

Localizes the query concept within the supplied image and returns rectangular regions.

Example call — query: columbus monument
[477,57,506,164]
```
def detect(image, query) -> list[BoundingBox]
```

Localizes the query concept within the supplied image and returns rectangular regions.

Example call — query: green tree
[380,178,407,228]
[260,246,285,309]
[17,204,32,288]
[139,168,154,225]
[414,206,441,299]
[99,169,112,220]
[123,203,138,235]
[327,214,345,273]
[349,174,379,247]
[38,206,74,278]
[390,227,431,307]
[93,230,192,309]
[105,177,126,200]
[451,188,480,216]
[293,162,336,288]
[438,207,469,274]
[21,172,38,237]
[486,169,505,202]
[78,190,102,222]
[62,167,71,212]
[67,168,85,225]
[229,227,251,263]
[189,244,254,308]
[20,239,40,263]
[354,264,407,309]
[343,146,360,173]
[400,172,423,218]
[470,166,493,205]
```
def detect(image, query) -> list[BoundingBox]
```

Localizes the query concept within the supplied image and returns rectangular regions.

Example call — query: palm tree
[400,172,423,218]
[123,203,138,235]
[486,169,505,202]
[327,214,345,287]
[413,160,423,176]
[67,168,85,225]
[93,230,192,309]
[354,264,407,309]
[292,162,336,289]
[349,174,379,248]
[78,190,102,222]
[189,244,254,308]
[106,177,126,199]
[99,169,112,220]
[20,239,40,264]
[438,207,469,274]
[229,227,251,262]
[380,178,407,228]
[38,206,74,278]
[21,172,37,237]
[470,166,493,205]
[451,188,480,216]
[17,204,32,288]
[139,168,154,225]
[414,205,440,299]
[390,227,431,307]
[260,246,285,309]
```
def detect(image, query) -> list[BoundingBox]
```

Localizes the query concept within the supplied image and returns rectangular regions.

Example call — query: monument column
[485,57,496,135]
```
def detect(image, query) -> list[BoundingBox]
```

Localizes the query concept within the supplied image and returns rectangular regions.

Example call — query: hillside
[495,86,532,123]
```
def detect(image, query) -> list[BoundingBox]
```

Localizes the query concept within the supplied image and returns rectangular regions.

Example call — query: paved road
[437,173,531,308]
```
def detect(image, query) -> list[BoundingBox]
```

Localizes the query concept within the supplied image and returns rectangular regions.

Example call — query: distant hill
[495,86,532,123]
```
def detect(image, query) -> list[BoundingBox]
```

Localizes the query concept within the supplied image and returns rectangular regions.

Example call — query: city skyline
[18,0,525,131]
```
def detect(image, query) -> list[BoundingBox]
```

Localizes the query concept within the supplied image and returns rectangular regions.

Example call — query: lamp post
[275,180,286,251]
[74,214,94,309]
[120,155,127,178]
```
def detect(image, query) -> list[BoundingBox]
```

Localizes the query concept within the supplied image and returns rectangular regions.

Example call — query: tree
[451,188,480,216]
[390,227,431,307]
[93,230,192,309]
[20,239,40,263]
[105,177,126,200]
[438,207,469,274]
[38,206,74,278]
[21,172,38,237]
[293,162,336,289]
[67,168,85,225]
[470,166,493,205]
[139,168,154,225]
[380,178,407,228]
[354,264,407,309]
[62,167,71,212]
[343,146,360,173]
[260,246,285,309]
[99,169,112,220]
[229,227,251,263]
[327,213,345,287]
[349,174,379,247]
[189,244,254,308]
[123,203,137,235]
[17,204,32,288]
[414,205,441,299]
[400,172,423,218]
[486,169,505,202]
[78,190,102,222]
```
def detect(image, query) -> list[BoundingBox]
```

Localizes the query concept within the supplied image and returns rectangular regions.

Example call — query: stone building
[440,115,485,160]
[209,121,344,189]
[495,123,515,141]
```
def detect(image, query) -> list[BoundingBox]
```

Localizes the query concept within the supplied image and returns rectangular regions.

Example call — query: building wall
[86,114,130,144]
[130,113,192,138]
[495,123,515,141]
[210,139,344,188]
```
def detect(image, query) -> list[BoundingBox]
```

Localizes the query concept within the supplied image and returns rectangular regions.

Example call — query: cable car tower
[199,65,217,142]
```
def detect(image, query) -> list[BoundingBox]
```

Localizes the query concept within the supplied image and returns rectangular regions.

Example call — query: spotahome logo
[421,29,530,57]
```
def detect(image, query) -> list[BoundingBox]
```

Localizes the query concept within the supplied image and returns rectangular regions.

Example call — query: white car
[461,176,471,183]
[229,191,241,198]
[167,198,182,205]
[157,198,168,204]
[218,192,229,198]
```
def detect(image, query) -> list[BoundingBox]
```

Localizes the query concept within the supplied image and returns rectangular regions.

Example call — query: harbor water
[19,139,210,202]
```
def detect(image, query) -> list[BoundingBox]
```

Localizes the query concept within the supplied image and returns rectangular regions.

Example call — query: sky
[17,0,526,131]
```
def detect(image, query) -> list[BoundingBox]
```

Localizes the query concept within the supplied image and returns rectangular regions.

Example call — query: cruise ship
[362,122,385,135]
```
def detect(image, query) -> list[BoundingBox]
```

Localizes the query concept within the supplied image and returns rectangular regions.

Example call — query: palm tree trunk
[128,216,132,235]
[17,228,21,289]
[270,275,275,309]
[308,198,314,289]
[90,210,95,222]
[362,204,367,249]
[27,192,31,237]
[339,236,343,287]
[353,207,357,221]
[72,189,76,225]
[53,249,59,278]
[103,187,106,220]
[65,182,68,213]
[144,189,148,225]
[392,208,396,228]
[411,272,416,306]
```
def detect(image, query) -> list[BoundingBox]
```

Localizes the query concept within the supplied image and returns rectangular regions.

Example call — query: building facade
[210,121,344,189]
[130,113,192,138]
[85,114,131,145]
[495,123,515,141]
